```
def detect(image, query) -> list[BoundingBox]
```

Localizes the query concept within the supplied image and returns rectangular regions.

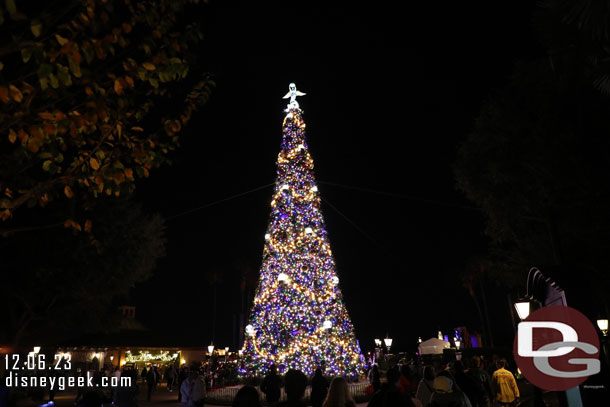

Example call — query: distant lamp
[238,350,243,357]
[514,299,531,321]
[597,319,609,336]
[208,344,215,354]
[384,337,393,353]
[417,337,422,343]
[224,347,229,353]
[246,324,255,336]
[110,356,114,361]
[454,338,461,349]
[33,346,41,354]
[374,339,382,347]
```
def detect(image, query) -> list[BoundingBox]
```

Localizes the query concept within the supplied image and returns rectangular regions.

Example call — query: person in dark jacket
[146,366,157,401]
[278,369,308,407]
[233,385,261,407]
[261,364,282,406]
[453,361,476,407]
[368,367,415,407]
[310,368,329,407]
[369,365,381,392]
[166,365,177,392]
[428,376,471,407]
[178,366,189,401]
[466,356,492,407]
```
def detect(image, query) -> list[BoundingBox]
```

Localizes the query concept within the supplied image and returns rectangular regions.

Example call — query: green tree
[0,0,213,225]
[0,198,165,346]
[455,11,610,309]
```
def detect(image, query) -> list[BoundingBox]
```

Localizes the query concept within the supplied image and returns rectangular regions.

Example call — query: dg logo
[514,306,601,391]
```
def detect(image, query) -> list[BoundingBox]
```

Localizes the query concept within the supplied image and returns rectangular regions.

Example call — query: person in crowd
[466,356,492,407]
[428,376,471,407]
[233,385,261,407]
[278,369,308,407]
[198,368,207,401]
[181,369,205,407]
[369,364,381,392]
[311,368,329,407]
[178,366,189,401]
[368,367,415,407]
[141,366,148,383]
[0,372,9,407]
[398,364,415,395]
[261,364,282,406]
[453,361,477,407]
[415,366,436,407]
[491,360,519,407]
[113,372,139,407]
[154,366,162,386]
[166,364,177,392]
[322,377,355,407]
[146,365,157,401]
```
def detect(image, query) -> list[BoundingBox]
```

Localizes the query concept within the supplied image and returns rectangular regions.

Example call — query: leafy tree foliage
[455,2,610,309]
[0,198,165,346]
[0,0,213,224]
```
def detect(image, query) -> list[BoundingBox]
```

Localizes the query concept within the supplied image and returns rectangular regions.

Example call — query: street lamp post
[374,339,382,363]
[514,299,531,321]
[514,267,582,407]
[384,337,393,354]
[597,319,608,337]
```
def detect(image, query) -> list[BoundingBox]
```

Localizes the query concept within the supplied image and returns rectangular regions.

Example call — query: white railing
[206,382,370,403]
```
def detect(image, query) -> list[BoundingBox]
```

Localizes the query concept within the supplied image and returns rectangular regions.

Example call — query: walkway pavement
[33,383,369,407]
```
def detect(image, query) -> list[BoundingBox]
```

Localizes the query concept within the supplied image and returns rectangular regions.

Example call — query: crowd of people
[0,355,522,407]
[366,357,521,407]
[66,364,209,407]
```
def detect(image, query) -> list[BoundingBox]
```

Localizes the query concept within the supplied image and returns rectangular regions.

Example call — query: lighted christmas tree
[239,84,364,377]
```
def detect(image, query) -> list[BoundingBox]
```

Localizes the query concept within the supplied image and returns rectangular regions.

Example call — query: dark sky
[133,1,540,353]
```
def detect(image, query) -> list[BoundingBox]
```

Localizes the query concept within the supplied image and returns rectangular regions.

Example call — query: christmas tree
[239,84,363,377]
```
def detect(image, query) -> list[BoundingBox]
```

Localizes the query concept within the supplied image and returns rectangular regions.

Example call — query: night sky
[132,1,540,353]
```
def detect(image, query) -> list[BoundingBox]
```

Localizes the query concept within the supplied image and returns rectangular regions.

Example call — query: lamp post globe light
[597,319,608,336]
[514,267,583,407]
[208,344,214,354]
[384,337,392,354]
[514,299,531,321]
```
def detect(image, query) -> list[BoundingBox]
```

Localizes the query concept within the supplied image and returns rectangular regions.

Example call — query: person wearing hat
[428,376,472,407]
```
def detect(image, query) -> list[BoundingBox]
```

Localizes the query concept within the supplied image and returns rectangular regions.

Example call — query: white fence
[206,382,370,403]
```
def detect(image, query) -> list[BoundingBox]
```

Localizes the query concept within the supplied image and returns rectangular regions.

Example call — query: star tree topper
[283,83,306,112]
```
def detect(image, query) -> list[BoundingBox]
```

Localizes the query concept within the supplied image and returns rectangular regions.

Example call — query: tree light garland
[239,85,363,377]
